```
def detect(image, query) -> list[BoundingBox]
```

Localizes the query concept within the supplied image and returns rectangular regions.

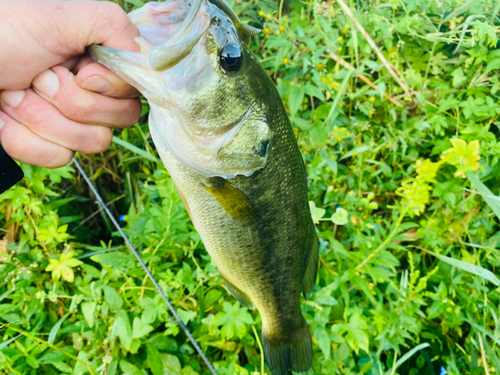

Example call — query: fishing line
[72,157,218,375]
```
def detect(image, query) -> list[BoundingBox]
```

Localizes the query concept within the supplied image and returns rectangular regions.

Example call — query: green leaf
[451,67,467,87]
[426,250,500,286]
[177,308,197,325]
[81,302,97,328]
[204,289,222,306]
[288,85,305,115]
[103,286,123,311]
[309,201,326,224]
[147,344,164,375]
[119,360,144,375]
[393,343,430,371]
[0,334,20,350]
[442,0,481,23]
[26,355,40,369]
[162,354,182,375]
[91,252,134,271]
[48,313,69,345]
[313,325,331,359]
[132,317,154,339]
[331,207,348,225]
[113,310,133,351]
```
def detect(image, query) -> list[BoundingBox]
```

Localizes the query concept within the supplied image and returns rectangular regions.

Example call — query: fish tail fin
[302,230,319,299]
[262,318,313,375]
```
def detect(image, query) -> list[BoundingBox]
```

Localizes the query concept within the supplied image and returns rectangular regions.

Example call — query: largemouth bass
[89,1,318,374]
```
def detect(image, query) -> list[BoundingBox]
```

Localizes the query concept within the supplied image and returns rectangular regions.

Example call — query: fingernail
[1,90,26,108]
[0,118,4,130]
[32,69,60,98]
[80,76,113,94]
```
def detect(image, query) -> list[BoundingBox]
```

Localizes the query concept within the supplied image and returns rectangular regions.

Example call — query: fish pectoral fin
[220,273,254,310]
[203,177,257,223]
[302,230,319,299]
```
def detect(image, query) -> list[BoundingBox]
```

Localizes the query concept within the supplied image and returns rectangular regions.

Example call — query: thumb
[51,0,140,54]
[83,1,141,52]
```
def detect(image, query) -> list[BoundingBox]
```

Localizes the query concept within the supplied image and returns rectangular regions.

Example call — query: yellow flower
[330,155,335,159]
[338,103,344,108]
[275,31,280,36]
[317,63,324,71]
[284,18,289,23]
[258,10,264,16]
[329,9,334,14]
[362,215,367,219]
[337,137,342,142]
[338,46,343,52]
[283,58,289,64]
[369,110,374,115]
[343,28,348,34]
[322,77,327,83]
[353,151,358,156]
[337,36,343,42]
[279,26,285,31]
[369,97,375,103]
[263,28,269,35]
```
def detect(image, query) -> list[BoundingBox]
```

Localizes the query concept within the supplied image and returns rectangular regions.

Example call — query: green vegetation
[2,0,500,374]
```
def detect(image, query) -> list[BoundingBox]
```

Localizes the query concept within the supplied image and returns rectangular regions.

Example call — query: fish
[89,1,318,374]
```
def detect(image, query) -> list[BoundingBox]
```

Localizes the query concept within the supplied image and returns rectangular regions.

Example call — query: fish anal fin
[302,230,319,299]
[204,177,257,222]
[220,273,254,310]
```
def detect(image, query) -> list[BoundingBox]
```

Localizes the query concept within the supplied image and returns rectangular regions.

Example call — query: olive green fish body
[89,1,318,373]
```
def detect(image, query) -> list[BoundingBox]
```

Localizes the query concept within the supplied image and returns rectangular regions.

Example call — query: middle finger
[32,66,142,127]
[0,89,113,154]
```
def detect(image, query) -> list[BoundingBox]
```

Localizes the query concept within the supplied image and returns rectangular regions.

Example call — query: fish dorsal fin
[208,0,261,41]
[203,177,257,222]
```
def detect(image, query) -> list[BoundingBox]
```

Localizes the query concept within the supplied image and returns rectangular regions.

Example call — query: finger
[72,54,96,75]
[32,66,141,127]
[72,1,141,52]
[76,63,140,99]
[1,89,113,154]
[0,111,74,168]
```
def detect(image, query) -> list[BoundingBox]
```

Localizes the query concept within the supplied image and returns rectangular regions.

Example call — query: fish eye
[220,43,242,72]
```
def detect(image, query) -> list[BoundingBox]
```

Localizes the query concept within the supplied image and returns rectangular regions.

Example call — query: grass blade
[0,334,21,350]
[467,319,500,346]
[442,0,481,23]
[112,136,158,163]
[391,343,430,373]
[48,313,69,345]
[325,70,352,126]
[467,172,500,221]
[425,250,500,286]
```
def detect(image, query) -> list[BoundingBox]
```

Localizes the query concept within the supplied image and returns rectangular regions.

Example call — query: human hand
[0,0,143,168]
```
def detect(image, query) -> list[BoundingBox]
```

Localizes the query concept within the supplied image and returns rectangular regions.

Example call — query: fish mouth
[131,0,211,71]
[89,0,211,72]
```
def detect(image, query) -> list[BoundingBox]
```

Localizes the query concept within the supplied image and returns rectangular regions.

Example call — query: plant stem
[252,325,265,375]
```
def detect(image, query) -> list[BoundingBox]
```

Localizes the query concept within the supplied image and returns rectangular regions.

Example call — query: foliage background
[2,0,500,374]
